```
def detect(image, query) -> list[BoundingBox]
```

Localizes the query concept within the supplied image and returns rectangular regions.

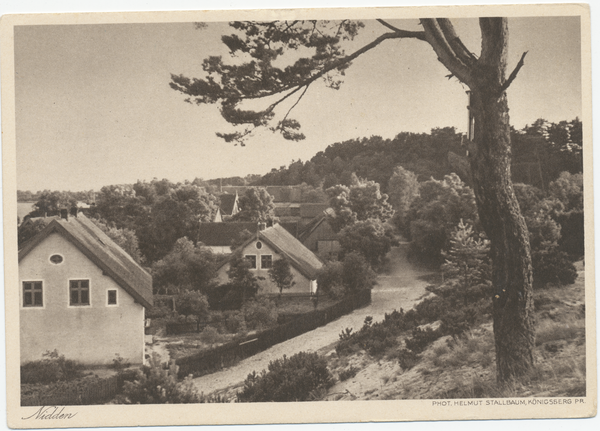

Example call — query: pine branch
[500,51,528,93]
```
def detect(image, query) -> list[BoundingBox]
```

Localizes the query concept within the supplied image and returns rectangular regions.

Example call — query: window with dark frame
[245,254,257,269]
[70,279,90,306]
[261,255,273,269]
[23,281,43,307]
[107,289,117,305]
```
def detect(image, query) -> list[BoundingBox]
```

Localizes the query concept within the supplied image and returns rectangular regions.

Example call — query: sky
[13,15,582,193]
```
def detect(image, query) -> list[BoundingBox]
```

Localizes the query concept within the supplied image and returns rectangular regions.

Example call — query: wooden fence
[21,374,125,406]
[176,289,371,378]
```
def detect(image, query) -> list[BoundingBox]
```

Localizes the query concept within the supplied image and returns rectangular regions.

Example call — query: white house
[216,223,323,295]
[18,211,152,366]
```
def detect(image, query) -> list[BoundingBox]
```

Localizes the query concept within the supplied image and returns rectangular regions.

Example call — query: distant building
[215,192,240,222]
[215,224,323,295]
[19,212,152,366]
[299,209,340,260]
[197,221,299,254]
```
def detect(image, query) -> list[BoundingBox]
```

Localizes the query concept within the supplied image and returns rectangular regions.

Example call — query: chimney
[60,208,69,220]
[258,222,267,231]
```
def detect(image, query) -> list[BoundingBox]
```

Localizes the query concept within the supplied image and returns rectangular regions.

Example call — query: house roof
[218,193,238,216]
[19,214,153,308]
[259,224,323,279]
[217,224,323,280]
[300,203,330,219]
[197,222,258,246]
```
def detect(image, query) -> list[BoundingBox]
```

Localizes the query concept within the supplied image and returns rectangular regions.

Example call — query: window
[70,280,90,306]
[261,255,273,269]
[49,254,63,264]
[256,241,262,249]
[107,289,117,305]
[23,281,43,307]
[245,255,257,269]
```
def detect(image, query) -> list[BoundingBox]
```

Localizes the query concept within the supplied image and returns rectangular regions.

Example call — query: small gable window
[23,281,43,307]
[49,254,63,264]
[261,255,273,269]
[245,255,257,269]
[70,279,90,306]
[256,241,262,249]
[107,289,117,306]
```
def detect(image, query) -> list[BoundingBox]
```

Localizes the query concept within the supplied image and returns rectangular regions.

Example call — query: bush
[199,326,224,346]
[116,353,200,404]
[405,327,442,354]
[338,366,360,381]
[21,350,83,384]
[175,291,210,321]
[242,297,278,330]
[532,245,578,288]
[397,349,420,371]
[223,310,247,334]
[237,352,334,402]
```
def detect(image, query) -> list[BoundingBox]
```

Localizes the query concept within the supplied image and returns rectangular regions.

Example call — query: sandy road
[191,243,434,396]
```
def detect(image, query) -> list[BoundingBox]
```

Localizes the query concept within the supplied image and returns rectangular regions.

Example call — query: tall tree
[171,19,535,381]
[231,187,275,223]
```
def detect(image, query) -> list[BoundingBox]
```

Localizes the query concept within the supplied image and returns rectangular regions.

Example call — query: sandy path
[192,243,434,396]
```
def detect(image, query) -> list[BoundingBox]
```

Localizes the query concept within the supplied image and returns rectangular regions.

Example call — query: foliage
[404,327,442,354]
[242,297,279,330]
[440,220,492,303]
[268,258,296,296]
[397,349,420,371]
[116,353,201,404]
[90,218,144,264]
[226,252,262,304]
[152,237,218,295]
[388,166,420,233]
[231,187,275,223]
[338,366,360,381]
[111,354,131,371]
[513,181,579,288]
[326,178,394,232]
[317,252,376,298]
[32,190,77,215]
[174,291,210,321]
[237,351,334,402]
[338,218,393,268]
[18,218,50,246]
[21,350,83,384]
[90,179,219,263]
[405,174,478,264]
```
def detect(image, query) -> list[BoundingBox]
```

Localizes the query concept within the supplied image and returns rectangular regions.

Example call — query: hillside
[324,261,586,401]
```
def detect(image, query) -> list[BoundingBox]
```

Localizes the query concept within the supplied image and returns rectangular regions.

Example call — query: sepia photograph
[1,1,596,428]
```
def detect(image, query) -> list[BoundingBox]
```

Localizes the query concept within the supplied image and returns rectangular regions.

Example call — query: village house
[215,223,323,295]
[213,191,240,222]
[298,208,340,260]
[197,221,300,254]
[18,211,152,366]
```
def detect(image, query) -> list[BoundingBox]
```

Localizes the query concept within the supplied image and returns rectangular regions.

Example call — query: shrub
[175,291,210,321]
[338,366,360,381]
[21,350,83,384]
[532,245,578,288]
[111,354,131,371]
[242,297,278,330]
[223,310,247,334]
[116,353,200,404]
[199,326,224,346]
[405,327,442,353]
[237,352,334,402]
[397,349,420,371]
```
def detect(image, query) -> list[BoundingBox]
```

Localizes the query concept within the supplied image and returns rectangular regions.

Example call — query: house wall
[19,233,145,365]
[216,240,313,295]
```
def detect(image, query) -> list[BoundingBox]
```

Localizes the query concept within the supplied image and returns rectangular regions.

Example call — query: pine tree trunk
[469,83,535,382]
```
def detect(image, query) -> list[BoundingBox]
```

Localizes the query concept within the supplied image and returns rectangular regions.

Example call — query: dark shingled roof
[19,214,153,308]
[197,222,258,246]
[218,193,238,216]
